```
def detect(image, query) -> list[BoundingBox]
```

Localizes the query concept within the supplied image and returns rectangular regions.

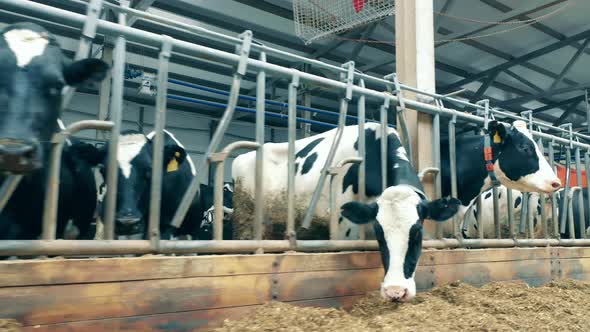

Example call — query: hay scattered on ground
[0,319,21,332]
[216,279,590,332]
[231,180,330,240]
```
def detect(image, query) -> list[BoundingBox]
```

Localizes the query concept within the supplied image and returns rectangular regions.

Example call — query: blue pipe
[168,94,337,128]
[167,78,387,126]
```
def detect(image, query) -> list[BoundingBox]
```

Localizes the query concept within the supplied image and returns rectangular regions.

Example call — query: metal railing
[0,0,589,257]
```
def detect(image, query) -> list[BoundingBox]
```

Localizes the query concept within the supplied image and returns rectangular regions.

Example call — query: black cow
[0,22,108,241]
[557,190,589,239]
[193,183,234,240]
[77,129,233,239]
[441,120,561,227]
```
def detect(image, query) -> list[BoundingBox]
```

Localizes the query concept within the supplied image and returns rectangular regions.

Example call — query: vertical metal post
[392,74,412,165]
[560,147,572,235]
[586,89,590,134]
[380,97,390,192]
[585,151,590,239]
[448,113,458,237]
[300,62,355,230]
[213,161,225,240]
[302,64,312,138]
[527,193,535,239]
[549,140,558,237]
[286,73,299,243]
[170,31,253,229]
[138,106,145,133]
[357,79,367,240]
[567,187,581,239]
[0,175,23,215]
[477,195,484,239]
[492,186,500,238]
[507,189,515,238]
[62,0,103,110]
[433,101,442,239]
[518,193,529,235]
[575,147,586,238]
[254,52,266,241]
[103,3,128,240]
[148,36,173,250]
[97,38,113,140]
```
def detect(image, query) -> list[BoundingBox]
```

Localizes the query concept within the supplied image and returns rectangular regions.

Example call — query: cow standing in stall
[440,120,562,237]
[75,129,234,240]
[233,122,462,301]
[0,22,109,241]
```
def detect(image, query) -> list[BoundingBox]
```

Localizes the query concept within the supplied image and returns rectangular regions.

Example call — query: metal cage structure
[1,0,590,258]
[293,0,395,44]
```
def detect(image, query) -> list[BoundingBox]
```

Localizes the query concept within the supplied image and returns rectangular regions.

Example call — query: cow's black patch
[301,152,318,175]
[373,222,390,274]
[537,203,542,215]
[485,192,491,199]
[338,216,343,224]
[499,191,502,199]
[404,222,423,279]
[294,162,299,174]
[514,196,522,208]
[345,228,351,237]
[497,130,540,182]
[343,128,422,196]
[296,137,324,159]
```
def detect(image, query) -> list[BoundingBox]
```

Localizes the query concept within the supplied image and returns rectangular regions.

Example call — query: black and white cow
[0,22,109,241]
[460,186,551,238]
[193,182,234,240]
[77,129,233,239]
[233,123,461,301]
[441,120,561,236]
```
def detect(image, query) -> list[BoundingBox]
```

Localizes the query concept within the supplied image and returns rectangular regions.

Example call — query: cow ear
[488,120,509,144]
[164,144,187,173]
[340,201,378,224]
[63,58,110,86]
[418,197,461,222]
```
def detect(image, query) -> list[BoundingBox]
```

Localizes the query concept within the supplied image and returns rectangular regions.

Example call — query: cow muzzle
[116,213,143,235]
[382,286,410,302]
[0,138,41,174]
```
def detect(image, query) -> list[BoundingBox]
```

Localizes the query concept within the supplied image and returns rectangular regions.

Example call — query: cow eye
[46,80,65,97]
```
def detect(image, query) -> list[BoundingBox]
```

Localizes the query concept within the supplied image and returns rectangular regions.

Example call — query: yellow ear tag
[493,131,502,144]
[167,152,181,173]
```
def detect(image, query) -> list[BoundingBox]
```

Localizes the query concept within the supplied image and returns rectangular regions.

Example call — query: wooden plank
[21,295,365,332]
[276,269,383,302]
[0,252,383,287]
[0,274,272,326]
[417,257,553,290]
[420,247,552,266]
[556,247,590,259]
[558,257,590,280]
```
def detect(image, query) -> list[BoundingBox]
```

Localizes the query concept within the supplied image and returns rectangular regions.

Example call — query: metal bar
[448,113,458,237]
[7,0,590,144]
[492,186,500,239]
[568,187,582,239]
[527,193,535,239]
[560,147,572,235]
[329,158,363,240]
[507,189,515,238]
[380,96,390,192]
[42,120,114,240]
[61,0,103,110]
[477,195,484,239]
[102,4,128,240]
[301,62,355,230]
[147,36,173,249]
[357,79,367,240]
[7,237,590,256]
[254,52,266,241]
[170,31,253,230]
[0,175,23,215]
[549,37,590,91]
[586,151,590,239]
[575,147,586,238]
[433,103,443,239]
[586,89,590,133]
[210,141,259,240]
[286,73,299,244]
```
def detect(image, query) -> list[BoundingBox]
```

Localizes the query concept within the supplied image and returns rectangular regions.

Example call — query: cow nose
[0,138,40,173]
[551,180,561,190]
[116,217,141,225]
[383,286,409,302]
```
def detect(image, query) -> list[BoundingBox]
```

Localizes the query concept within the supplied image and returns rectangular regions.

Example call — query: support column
[395,0,437,236]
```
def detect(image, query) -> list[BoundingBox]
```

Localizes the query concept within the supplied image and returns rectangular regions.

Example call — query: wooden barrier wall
[1,247,590,331]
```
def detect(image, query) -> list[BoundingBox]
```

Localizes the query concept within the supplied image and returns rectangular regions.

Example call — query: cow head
[341,186,460,302]
[488,120,561,194]
[197,182,234,240]
[79,131,188,235]
[0,23,108,173]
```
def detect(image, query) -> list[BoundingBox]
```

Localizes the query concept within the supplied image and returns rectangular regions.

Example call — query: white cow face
[341,186,460,301]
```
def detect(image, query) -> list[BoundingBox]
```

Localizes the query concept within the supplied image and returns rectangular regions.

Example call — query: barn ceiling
[7,0,590,134]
